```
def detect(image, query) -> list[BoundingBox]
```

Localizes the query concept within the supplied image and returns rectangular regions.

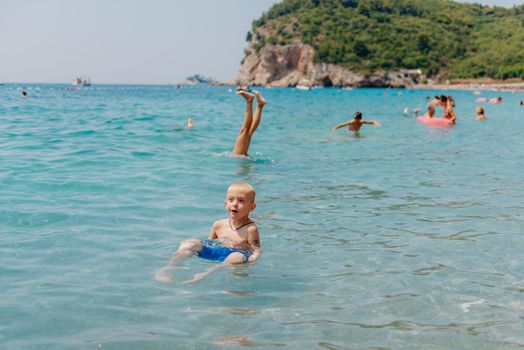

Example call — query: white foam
[460,298,485,312]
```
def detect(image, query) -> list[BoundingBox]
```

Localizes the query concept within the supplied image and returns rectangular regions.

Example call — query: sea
[1,84,523,349]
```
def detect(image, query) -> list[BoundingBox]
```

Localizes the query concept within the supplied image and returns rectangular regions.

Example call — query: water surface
[1,84,523,349]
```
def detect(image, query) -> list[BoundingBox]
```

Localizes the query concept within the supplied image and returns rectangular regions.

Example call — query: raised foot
[252,90,266,107]
[236,89,254,103]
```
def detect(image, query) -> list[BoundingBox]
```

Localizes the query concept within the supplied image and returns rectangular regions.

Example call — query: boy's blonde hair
[228,182,256,202]
[476,106,485,114]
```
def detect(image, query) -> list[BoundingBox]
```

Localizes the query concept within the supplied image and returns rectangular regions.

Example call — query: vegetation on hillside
[247,0,524,79]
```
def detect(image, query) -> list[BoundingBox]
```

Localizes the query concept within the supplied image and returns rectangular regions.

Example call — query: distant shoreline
[222,77,524,91]
[3,80,524,91]
[413,80,524,92]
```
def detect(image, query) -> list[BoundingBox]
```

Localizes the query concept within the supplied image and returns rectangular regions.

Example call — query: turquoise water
[1,84,523,349]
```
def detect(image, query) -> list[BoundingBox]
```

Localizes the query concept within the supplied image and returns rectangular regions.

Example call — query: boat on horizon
[72,76,91,86]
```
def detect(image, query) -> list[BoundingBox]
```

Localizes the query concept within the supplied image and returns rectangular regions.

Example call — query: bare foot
[155,266,175,283]
[236,89,254,103]
[252,90,266,107]
[181,264,225,284]
[181,272,207,284]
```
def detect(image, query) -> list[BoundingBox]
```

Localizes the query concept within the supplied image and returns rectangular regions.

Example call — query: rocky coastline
[229,43,425,88]
[228,42,524,91]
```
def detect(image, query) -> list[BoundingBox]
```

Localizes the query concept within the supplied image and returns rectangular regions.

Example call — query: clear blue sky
[1,0,522,84]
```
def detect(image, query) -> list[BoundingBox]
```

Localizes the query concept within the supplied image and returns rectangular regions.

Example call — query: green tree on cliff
[248,0,524,79]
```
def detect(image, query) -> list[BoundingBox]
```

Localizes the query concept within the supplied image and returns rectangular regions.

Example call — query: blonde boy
[155,182,260,283]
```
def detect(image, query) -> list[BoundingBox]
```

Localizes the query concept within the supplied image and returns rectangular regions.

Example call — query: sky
[1,0,523,84]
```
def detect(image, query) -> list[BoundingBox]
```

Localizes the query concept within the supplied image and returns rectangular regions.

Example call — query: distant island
[182,74,217,86]
[230,0,524,88]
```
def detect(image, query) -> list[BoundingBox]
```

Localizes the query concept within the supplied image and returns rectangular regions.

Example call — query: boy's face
[225,185,256,220]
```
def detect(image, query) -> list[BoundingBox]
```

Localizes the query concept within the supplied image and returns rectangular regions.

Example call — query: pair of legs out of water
[233,89,266,156]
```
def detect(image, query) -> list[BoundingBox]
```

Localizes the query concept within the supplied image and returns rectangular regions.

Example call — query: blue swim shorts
[197,240,253,263]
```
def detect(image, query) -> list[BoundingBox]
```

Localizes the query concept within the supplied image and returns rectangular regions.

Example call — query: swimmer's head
[226,182,256,204]
[476,106,484,114]
[435,95,447,103]
[353,112,362,120]
[225,182,256,217]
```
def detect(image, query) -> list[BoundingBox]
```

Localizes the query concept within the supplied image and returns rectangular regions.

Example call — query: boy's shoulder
[247,222,259,236]
[212,218,228,228]
[246,222,260,240]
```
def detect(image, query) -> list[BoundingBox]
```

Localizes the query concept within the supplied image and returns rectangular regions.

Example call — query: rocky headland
[229,43,424,88]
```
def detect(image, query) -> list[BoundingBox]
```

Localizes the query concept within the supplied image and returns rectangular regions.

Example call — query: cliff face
[230,43,424,88]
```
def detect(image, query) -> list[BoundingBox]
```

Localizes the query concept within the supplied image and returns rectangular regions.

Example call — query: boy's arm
[247,225,261,262]
[332,120,351,131]
[207,221,220,239]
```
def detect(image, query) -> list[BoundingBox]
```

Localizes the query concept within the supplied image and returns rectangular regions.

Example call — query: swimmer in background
[429,95,444,109]
[233,88,266,156]
[421,106,435,118]
[21,91,28,98]
[520,101,524,106]
[172,117,193,130]
[332,111,381,133]
[155,182,261,284]
[429,95,450,112]
[429,95,456,124]
[444,95,456,124]
[476,106,486,121]
[489,97,503,104]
